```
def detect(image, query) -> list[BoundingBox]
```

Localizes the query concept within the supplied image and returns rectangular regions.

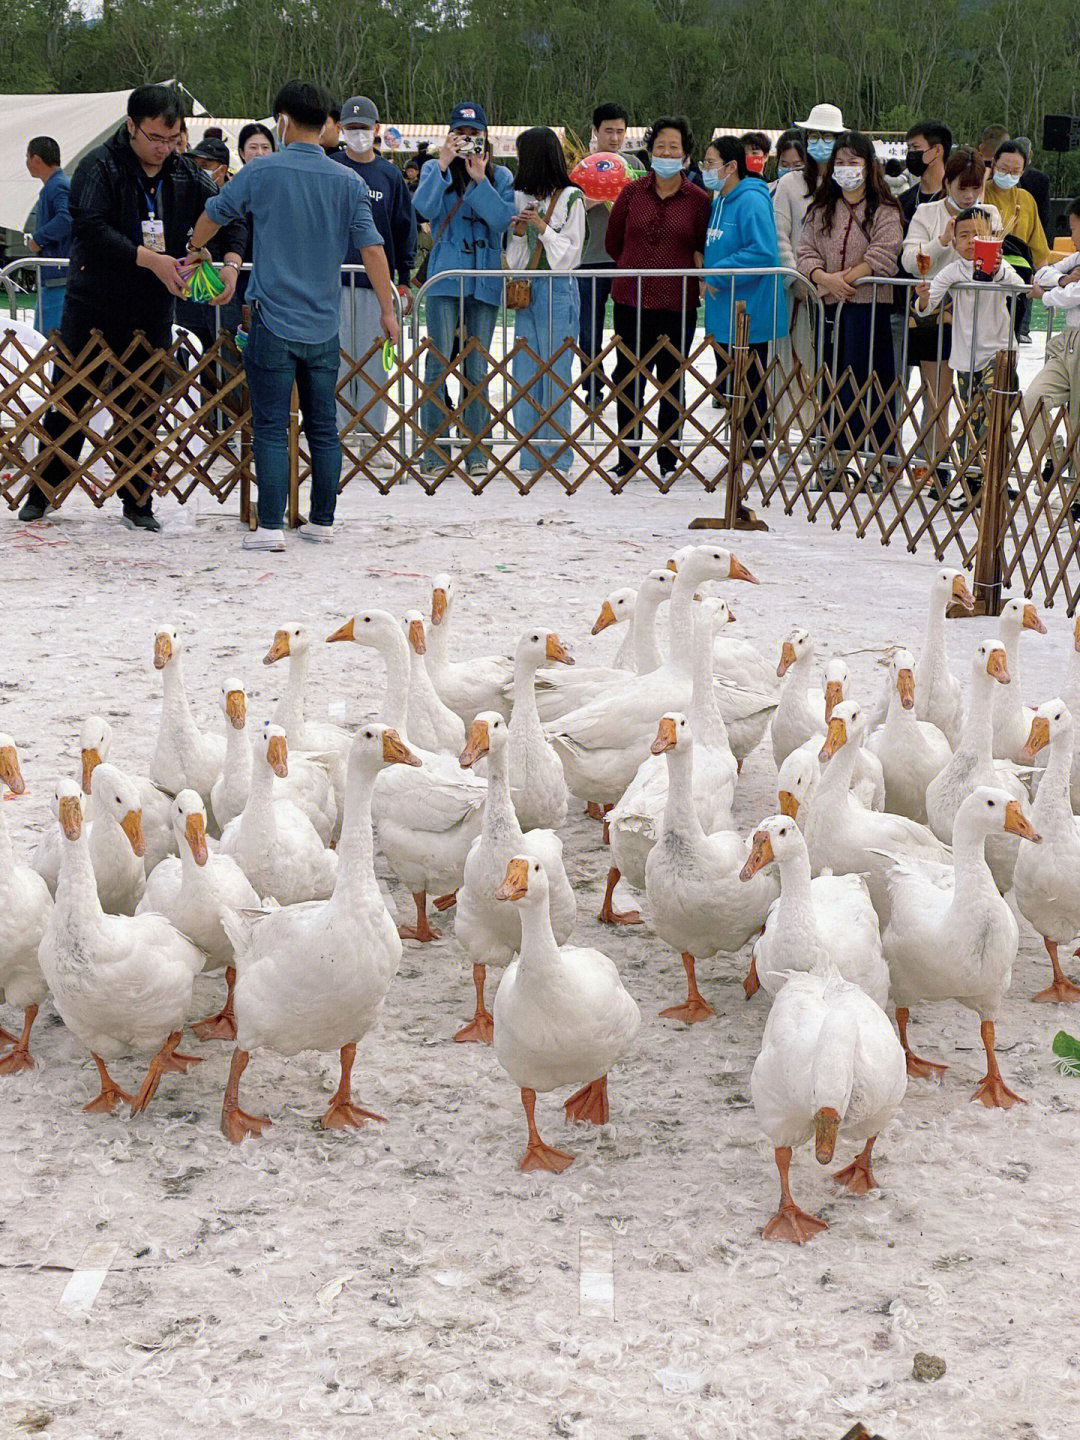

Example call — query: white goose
[507,629,573,831]
[783,657,885,812]
[645,714,778,1022]
[0,737,52,1074]
[1061,615,1080,811]
[137,791,261,1040]
[605,599,738,924]
[80,717,176,873]
[1013,702,1080,1003]
[327,610,485,942]
[878,786,1039,1105]
[925,642,1027,893]
[492,855,640,1172]
[668,544,780,697]
[404,611,467,756]
[39,781,204,1115]
[913,567,976,748]
[804,702,949,926]
[750,965,906,1243]
[150,627,226,807]
[218,725,337,906]
[218,725,415,1142]
[771,628,824,767]
[85,762,147,916]
[425,574,513,725]
[264,621,352,825]
[993,598,1047,764]
[592,585,639,671]
[741,814,889,1007]
[865,649,952,823]
[454,713,576,1043]
[777,746,819,831]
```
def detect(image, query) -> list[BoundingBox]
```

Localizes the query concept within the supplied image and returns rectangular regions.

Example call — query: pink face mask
[745,154,766,175]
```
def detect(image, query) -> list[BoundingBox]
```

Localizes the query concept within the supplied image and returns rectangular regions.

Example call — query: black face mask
[906,148,929,177]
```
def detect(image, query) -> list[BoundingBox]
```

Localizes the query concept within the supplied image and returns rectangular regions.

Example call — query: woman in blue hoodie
[702,135,787,458]
[413,101,515,476]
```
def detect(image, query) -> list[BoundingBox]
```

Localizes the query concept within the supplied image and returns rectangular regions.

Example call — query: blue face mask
[807,138,834,164]
[777,164,800,179]
[993,169,1020,189]
[651,156,684,179]
[701,169,722,191]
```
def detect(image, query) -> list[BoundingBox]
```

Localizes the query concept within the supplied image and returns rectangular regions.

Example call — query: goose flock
[2,549,1078,1246]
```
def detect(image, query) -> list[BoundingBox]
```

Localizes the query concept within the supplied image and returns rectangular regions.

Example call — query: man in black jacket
[19,84,246,529]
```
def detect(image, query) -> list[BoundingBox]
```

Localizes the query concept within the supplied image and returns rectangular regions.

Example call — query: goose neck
[223,721,253,797]
[1033,728,1073,827]
[517,892,561,969]
[482,742,523,845]
[335,761,379,901]
[662,744,707,842]
[667,576,699,676]
[963,672,995,763]
[243,757,278,839]
[375,631,410,734]
[690,625,726,739]
[951,818,1002,893]
[278,649,309,735]
[427,612,451,670]
[632,594,664,672]
[512,656,545,738]
[55,828,103,930]
[818,735,860,799]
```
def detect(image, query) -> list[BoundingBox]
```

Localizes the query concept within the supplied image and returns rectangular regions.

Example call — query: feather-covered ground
[1,452,1078,1440]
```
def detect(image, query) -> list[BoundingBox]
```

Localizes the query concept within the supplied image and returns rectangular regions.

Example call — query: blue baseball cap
[449,101,487,131]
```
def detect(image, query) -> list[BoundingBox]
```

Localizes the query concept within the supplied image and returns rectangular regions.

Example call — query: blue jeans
[35,284,65,336]
[245,309,341,529]
[512,276,579,472]
[420,293,498,465]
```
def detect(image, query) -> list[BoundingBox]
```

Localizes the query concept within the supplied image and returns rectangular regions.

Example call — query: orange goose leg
[597,866,642,926]
[896,1006,947,1079]
[0,1004,39,1074]
[321,1042,386,1129]
[399,890,441,942]
[762,1146,828,1243]
[1032,938,1080,1004]
[220,1048,271,1142]
[130,1030,203,1116]
[84,1053,136,1113]
[832,1136,880,1195]
[454,963,494,1043]
[564,1075,609,1125]
[192,966,238,1041]
[661,953,716,1023]
[519,1088,573,1172]
[972,1019,1026,1108]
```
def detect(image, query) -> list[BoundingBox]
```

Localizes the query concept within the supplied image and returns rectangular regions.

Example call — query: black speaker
[1043,114,1080,152]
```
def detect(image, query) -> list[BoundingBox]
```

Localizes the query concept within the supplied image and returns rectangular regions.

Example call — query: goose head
[79,716,113,794]
[592,587,636,634]
[934,567,975,613]
[998,597,1047,637]
[430,574,455,627]
[264,622,309,666]
[53,778,84,841]
[0,733,25,796]
[740,813,804,881]
[638,569,677,607]
[404,611,427,656]
[517,629,574,671]
[172,789,209,866]
[819,700,866,762]
[822,658,849,721]
[956,785,1040,845]
[975,640,1010,686]
[650,711,692,756]
[777,747,817,819]
[889,648,917,710]
[90,763,145,857]
[153,626,181,671]
[326,609,401,653]
[221,679,247,730]
[695,597,733,638]
[460,711,507,769]
[261,723,289,779]
[495,854,549,907]
[667,545,758,587]
[351,722,422,772]
[777,628,813,679]
[1021,699,1073,762]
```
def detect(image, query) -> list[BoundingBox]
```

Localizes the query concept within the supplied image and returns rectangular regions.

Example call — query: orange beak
[897,669,915,710]
[986,648,1010,683]
[651,716,679,755]
[1004,799,1040,841]
[408,618,426,655]
[326,618,355,644]
[495,857,530,902]
[1021,715,1050,761]
[120,808,146,858]
[814,1107,840,1164]
[740,829,775,882]
[59,793,82,840]
[459,718,490,769]
[266,733,289,778]
[185,810,209,866]
[431,587,447,625]
[0,745,25,795]
[382,728,422,767]
[823,680,843,722]
[951,575,976,612]
[777,641,797,678]
[225,690,246,730]
[80,748,101,796]
[778,790,800,819]
[153,632,172,669]
[666,558,679,574]
[592,600,618,635]
[1023,603,1047,635]
[264,629,291,665]
[546,633,574,666]
[728,554,759,584]
[819,717,848,762]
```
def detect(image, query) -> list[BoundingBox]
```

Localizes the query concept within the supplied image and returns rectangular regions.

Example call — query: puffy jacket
[703,175,788,345]
[413,159,515,306]
[65,125,246,328]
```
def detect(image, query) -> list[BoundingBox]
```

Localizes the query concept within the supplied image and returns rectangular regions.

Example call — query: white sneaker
[242,528,286,551]
[299,521,334,543]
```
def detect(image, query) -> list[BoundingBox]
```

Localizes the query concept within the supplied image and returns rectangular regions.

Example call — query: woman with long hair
[506,127,586,476]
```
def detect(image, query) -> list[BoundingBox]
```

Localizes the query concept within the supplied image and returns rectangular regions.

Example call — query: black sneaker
[17,499,47,522]
[122,510,162,533]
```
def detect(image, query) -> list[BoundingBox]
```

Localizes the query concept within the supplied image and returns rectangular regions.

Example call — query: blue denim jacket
[33,169,73,286]
[413,160,515,307]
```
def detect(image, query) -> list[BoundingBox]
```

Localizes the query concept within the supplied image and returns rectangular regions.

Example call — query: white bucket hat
[796,103,846,133]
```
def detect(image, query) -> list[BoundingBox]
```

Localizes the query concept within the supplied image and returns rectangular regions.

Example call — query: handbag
[505,188,564,309]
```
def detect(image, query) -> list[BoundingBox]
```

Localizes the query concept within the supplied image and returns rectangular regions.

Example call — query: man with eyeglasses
[18,84,245,530]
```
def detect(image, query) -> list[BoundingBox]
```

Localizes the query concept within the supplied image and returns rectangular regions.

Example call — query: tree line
[11,0,1080,189]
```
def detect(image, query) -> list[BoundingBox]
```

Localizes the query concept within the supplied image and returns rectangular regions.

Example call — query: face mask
[905,149,928,177]
[745,154,766,175]
[651,156,684,179]
[777,164,800,179]
[807,138,834,163]
[993,169,1020,189]
[344,128,374,155]
[702,169,722,191]
[276,116,288,148]
[834,163,864,192]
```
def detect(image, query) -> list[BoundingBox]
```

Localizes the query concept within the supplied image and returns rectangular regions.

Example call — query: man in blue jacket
[330,94,416,464]
[25,136,71,335]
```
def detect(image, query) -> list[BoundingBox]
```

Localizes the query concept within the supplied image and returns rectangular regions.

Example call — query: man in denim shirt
[189,79,399,550]
[25,136,72,334]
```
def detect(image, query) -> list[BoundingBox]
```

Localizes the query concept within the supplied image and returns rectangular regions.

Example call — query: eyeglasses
[136,125,182,151]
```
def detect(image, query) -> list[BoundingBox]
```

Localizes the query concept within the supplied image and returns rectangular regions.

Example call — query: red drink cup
[971,236,1003,281]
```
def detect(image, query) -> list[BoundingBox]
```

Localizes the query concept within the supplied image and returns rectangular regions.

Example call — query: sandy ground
[1,440,1078,1440]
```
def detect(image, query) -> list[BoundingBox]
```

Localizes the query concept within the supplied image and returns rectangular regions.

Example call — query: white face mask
[344,128,375,155]
[834,163,864,192]
[276,115,289,148]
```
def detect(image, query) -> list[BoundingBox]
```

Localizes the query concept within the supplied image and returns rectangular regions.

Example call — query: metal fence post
[692,301,766,531]
[971,348,1013,618]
